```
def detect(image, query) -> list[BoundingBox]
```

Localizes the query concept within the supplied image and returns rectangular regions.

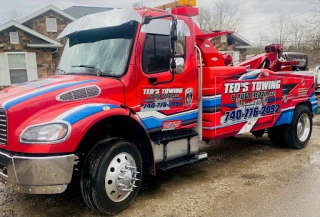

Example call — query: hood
[0,75,123,111]
[0,75,126,152]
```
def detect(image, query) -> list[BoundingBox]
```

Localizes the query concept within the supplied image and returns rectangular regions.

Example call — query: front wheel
[80,138,142,215]
[284,105,312,149]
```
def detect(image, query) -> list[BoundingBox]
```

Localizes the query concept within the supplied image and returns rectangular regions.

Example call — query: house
[0,4,253,88]
[0,5,112,88]
[210,33,254,65]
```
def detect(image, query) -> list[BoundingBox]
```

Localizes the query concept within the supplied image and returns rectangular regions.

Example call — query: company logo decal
[221,80,282,124]
[141,88,184,111]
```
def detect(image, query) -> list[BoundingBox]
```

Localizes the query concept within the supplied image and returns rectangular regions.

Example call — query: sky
[0,0,316,45]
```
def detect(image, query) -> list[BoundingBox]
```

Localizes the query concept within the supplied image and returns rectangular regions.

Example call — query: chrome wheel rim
[105,152,139,203]
[297,114,310,142]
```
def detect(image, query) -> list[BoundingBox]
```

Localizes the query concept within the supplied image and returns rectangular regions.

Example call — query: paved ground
[1,116,320,217]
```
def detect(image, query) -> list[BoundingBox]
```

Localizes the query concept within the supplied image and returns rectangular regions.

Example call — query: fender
[10,102,155,163]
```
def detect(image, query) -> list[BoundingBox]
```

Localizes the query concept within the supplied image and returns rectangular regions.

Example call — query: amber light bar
[155,0,197,9]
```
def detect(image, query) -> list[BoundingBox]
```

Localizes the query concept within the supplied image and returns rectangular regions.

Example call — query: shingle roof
[0,21,63,48]
[63,6,114,19]
[19,5,76,24]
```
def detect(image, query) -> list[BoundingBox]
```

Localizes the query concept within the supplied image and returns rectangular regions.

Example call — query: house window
[221,35,227,43]
[46,18,57,32]
[7,54,28,84]
[10,32,19,44]
[142,34,171,74]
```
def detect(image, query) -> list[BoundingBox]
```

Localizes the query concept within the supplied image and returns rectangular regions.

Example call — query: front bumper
[0,149,76,194]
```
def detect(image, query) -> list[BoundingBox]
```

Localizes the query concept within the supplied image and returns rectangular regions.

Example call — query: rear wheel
[80,138,142,215]
[283,105,312,149]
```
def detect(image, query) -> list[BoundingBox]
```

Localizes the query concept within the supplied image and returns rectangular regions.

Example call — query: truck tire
[80,138,143,215]
[283,105,312,149]
[268,126,285,146]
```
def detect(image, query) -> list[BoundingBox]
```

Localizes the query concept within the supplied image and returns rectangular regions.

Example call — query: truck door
[135,18,199,133]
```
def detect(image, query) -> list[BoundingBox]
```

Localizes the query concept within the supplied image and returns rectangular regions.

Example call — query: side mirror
[174,57,185,74]
[170,22,178,42]
[227,34,235,46]
[169,21,178,73]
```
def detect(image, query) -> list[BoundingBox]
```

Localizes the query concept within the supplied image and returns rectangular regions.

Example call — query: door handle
[148,77,158,85]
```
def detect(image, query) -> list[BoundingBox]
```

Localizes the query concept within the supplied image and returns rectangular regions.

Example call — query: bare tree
[308,0,320,26]
[195,0,243,31]
[0,10,23,24]
[210,1,243,31]
[291,20,310,50]
[270,12,293,46]
[195,7,213,30]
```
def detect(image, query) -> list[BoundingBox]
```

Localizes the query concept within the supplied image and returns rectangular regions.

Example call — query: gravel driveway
[1,116,320,217]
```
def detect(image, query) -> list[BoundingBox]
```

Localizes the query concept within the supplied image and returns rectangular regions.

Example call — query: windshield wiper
[72,65,102,77]
[56,68,66,74]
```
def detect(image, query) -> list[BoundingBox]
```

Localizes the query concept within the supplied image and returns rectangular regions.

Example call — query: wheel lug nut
[118,175,125,179]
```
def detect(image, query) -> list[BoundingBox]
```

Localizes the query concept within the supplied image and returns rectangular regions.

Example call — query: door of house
[0,52,38,86]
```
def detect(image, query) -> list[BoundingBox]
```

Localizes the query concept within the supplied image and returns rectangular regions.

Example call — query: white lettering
[224,80,281,94]
[242,82,249,92]
[276,80,281,89]
[162,88,183,94]
[252,82,257,91]
[234,83,241,93]
[144,89,160,95]
[230,83,235,93]
[261,81,269,90]
[224,83,231,93]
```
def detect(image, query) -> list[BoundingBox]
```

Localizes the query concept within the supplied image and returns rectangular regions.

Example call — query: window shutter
[10,32,19,44]
[232,51,240,65]
[26,53,38,81]
[46,18,57,32]
[0,54,10,85]
[221,35,227,43]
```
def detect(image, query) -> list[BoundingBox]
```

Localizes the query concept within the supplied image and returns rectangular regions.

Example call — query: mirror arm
[143,14,176,25]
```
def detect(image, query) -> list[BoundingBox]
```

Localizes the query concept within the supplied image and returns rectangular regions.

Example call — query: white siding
[0,53,10,85]
[26,53,38,81]
[0,52,38,85]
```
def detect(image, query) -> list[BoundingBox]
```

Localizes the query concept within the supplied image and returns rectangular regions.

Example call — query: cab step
[156,152,208,171]
[150,129,198,144]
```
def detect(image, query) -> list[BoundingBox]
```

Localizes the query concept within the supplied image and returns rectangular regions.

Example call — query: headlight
[20,122,71,144]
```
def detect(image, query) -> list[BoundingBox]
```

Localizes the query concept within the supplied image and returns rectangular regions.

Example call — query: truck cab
[0,5,317,216]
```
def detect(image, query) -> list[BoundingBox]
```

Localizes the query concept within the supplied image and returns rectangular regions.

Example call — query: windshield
[56,22,137,77]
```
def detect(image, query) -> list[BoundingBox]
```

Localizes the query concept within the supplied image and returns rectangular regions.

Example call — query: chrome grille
[57,85,101,102]
[0,108,7,145]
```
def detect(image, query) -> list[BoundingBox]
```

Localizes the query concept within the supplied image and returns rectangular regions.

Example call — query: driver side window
[142,34,170,74]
